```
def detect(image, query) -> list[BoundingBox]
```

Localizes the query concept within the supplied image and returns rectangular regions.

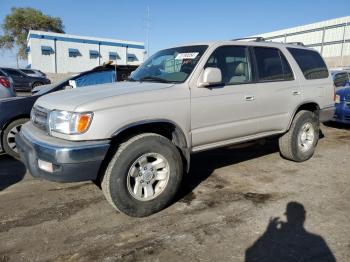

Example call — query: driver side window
[205,46,252,85]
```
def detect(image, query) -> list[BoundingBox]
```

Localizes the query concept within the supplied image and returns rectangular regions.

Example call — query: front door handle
[245,95,255,101]
[292,91,301,96]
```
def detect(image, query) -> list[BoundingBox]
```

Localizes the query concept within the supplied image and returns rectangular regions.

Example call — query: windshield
[130,45,208,83]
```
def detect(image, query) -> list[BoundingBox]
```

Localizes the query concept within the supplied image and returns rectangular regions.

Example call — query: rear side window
[3,69,23,76]
[287,48,328,80]
[254,47,294,81]
[333,72,349,87]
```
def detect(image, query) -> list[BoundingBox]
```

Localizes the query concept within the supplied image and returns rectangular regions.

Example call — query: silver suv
[16,40,335,217]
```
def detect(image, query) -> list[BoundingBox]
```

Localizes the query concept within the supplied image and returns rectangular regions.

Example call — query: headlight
[49,110,93,135]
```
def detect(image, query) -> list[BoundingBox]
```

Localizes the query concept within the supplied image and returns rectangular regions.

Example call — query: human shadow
[245,202,336,262]
[0,154,26,191]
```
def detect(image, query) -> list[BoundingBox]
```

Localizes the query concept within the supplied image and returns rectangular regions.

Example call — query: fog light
[38,159,53,173]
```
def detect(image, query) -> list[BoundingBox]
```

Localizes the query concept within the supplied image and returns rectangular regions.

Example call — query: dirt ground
[0,123,349,262]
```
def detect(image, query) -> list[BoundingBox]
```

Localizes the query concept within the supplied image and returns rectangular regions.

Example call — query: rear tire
[2,118,29,159]
[31,82,43,89]
[279,110,319,162]
[101,133,183,217]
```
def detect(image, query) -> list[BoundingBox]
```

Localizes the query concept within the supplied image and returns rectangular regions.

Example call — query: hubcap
[6,124,22,153]
[298,122,315,152]
[127,153,170,201]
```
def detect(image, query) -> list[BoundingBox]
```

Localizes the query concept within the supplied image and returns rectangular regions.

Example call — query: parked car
[0,67,50,92]
[0,69,16,99]
[332,70,350,124]
[16,39,335,217]
[20,68,46,78]
[0,64,117,158]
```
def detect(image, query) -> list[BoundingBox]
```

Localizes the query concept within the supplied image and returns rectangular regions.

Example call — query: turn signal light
[76,114,93,133]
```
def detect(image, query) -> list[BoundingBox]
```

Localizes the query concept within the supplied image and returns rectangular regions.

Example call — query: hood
[35,81,175,111]
[0,96,26,104]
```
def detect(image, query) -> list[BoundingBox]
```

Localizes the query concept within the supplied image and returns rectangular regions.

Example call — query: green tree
[0,7,64,60]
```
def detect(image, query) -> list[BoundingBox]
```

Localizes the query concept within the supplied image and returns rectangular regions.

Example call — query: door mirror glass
[68,80,77,88]
[198,67,222,87]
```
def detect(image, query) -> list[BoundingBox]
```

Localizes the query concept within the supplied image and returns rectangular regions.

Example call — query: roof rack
[286,42,305,46]
[232,36,265,42]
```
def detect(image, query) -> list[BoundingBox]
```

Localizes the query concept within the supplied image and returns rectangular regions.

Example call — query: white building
[254,16,350,68]
[27,30,145,73]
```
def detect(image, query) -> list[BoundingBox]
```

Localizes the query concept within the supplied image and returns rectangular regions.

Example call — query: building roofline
[254,16,350,39]
[27,30,145,49]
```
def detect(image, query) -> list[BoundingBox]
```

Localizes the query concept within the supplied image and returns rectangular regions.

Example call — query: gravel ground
[0,123,349,262]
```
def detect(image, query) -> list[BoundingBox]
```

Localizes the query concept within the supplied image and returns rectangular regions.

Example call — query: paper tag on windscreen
[175,52,199,60]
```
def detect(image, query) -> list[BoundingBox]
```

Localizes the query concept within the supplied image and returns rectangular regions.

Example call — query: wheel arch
[0,114,30,149]
[108,119,190,173]
[287,101,320,131]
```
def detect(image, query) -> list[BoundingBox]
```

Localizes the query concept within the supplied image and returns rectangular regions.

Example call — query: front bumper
[319,106,336,122]
[332,102,350,124]
[16,123,110,182]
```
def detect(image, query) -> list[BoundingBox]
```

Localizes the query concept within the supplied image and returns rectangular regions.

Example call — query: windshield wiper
[138,76,171,83]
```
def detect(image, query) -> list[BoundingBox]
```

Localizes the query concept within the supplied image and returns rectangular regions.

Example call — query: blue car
[332,70,350,124]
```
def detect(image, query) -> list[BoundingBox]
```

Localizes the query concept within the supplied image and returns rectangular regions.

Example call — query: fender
[286,101,320,131]
[112,119,191,172]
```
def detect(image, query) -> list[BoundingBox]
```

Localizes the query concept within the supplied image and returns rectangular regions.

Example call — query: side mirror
[198,67,222,88]
[68,80,77,89]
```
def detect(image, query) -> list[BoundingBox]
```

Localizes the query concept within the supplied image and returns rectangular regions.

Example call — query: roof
[168,40,312,50]
[27,30,145,49]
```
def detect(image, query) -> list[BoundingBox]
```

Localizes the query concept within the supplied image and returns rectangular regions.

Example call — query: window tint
[21,69,34,74]
[205,46,252,85]
[0,69,7,76]
[74,70,116,88]
[254,47,294,81]
[333,72,349,87]
[280,53,294,81]
[3,69,23,76]
[287,48,328,80]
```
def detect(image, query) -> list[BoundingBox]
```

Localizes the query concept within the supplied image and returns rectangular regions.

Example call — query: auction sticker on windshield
[175,52,199,60]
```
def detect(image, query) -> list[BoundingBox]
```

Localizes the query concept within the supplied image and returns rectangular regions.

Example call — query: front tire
[279,110,319,162]
[2,118,29,159]
[101,133,183,217]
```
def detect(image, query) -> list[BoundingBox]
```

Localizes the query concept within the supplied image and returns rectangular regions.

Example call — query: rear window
[21,69,34,74]
[254,47,294,81]
[333,72,349,87]
[0,69,7,77]
[287,48,329,80]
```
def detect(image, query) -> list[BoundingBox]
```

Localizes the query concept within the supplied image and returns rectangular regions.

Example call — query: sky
[0,0,349,67]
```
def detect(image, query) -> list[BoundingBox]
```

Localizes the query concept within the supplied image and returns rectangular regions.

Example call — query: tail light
[0,76,11,88]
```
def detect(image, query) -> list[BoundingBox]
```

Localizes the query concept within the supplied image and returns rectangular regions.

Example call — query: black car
[0,64,124,158]
[0,67,51,92]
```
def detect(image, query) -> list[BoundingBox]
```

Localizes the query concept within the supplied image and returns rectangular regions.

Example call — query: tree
[0,7,65,60]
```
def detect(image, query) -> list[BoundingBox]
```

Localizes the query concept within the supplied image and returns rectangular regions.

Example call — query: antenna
[145,6,150,58]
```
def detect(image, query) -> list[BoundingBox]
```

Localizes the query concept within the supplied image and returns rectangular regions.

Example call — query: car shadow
[176,139,279,201]
[0,154,27,191]
[324,121,350,130]
[245,201,336,262]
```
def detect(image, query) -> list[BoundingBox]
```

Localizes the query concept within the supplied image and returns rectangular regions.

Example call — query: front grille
[31,106,49,131]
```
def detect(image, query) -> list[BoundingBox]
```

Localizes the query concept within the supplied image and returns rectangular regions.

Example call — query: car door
[252,46,301,133]
[191,45,260,150]
[4,69,29,89]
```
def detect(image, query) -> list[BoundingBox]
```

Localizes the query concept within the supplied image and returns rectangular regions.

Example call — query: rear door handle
[292,91,301,96]
[245,95,255,101]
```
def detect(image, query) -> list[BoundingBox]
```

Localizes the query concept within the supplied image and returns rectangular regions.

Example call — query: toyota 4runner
[16,39,335,217]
